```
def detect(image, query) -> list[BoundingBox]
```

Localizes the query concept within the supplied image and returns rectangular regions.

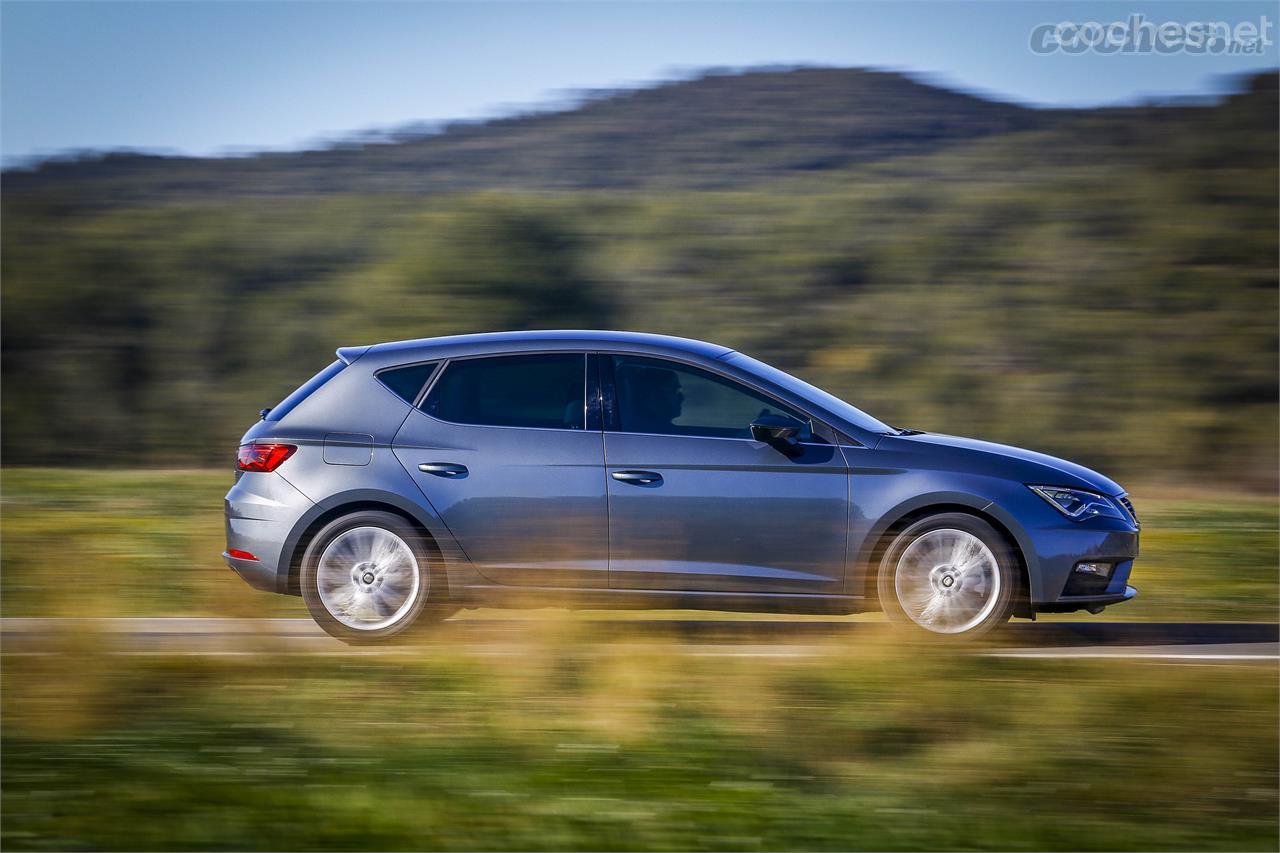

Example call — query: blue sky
[2,1,1276,161]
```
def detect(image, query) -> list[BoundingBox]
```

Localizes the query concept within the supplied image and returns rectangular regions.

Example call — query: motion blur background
[1,1,1277,850]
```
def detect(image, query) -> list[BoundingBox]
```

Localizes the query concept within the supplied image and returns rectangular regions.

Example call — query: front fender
[855,489,1034,589]
[844,468,1040,600]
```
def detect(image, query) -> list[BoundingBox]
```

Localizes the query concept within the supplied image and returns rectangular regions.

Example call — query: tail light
[237,443,297,472]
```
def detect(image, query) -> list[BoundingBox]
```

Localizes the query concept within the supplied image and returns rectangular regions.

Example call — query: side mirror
[750,413,804,449]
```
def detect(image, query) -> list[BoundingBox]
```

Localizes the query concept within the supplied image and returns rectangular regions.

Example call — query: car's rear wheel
[301,511,447,644]
[877,513,1017,638]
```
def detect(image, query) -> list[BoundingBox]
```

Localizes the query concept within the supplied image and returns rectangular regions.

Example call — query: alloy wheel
[893,528,1002,634]
[316,526,422,630]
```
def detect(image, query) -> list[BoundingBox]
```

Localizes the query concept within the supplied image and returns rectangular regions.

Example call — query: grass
[1,468,302,619]
[2,627,1278,851]
[1,468,1276,621]
[1,468,1277,849]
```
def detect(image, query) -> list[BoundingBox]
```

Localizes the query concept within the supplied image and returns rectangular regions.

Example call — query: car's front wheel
[877,513,1017,637]
[301,510,446,644]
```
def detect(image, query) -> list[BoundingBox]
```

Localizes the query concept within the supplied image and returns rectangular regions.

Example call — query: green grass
[2,631,1276,851]
[1,468,1275,621]
[2,469,1277,850]
[1,467,303,619]
[1108,486,1279,622]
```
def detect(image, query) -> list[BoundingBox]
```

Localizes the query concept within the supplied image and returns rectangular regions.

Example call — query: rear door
[392,352,608,588]
[603,354,849,593]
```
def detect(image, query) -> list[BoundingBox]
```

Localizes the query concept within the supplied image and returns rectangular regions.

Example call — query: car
[224,330,1139,642]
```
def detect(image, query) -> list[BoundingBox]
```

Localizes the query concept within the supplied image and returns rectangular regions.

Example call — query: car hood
[878,432,1125,496]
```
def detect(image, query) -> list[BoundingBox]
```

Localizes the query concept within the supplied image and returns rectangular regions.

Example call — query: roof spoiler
[336,345,371,365]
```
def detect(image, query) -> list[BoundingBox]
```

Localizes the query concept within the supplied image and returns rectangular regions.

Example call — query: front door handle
[611,470,663,486]
[418,463,468,478]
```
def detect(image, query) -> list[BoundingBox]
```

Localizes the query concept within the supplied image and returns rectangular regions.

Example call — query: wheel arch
[277,490,461,596]
[855,496,1034,618]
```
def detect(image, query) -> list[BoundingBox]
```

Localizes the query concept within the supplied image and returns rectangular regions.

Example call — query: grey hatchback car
[224,331,1139,642]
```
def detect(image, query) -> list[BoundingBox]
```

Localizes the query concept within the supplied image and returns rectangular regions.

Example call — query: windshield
[721,352,893,435]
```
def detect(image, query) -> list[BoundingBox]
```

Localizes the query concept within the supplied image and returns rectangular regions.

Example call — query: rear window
[265,360,344,422]
[422,353,585,430]
[377,362,438,404]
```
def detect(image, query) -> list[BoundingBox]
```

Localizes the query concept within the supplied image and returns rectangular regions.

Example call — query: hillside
[5,67,1273,204]
[4,67,1052,199]
[1,67,1276,485]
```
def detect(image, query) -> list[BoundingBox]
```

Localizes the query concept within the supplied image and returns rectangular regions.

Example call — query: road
[1,617,1276,663]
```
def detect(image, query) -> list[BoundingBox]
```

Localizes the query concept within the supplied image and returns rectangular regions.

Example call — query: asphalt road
[1,617,1276,663]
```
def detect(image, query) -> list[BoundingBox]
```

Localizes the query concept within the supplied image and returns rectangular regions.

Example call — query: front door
[603,354,849,593]
[393,352,607,588]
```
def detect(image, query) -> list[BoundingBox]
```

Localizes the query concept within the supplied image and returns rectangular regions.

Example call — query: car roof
[352,330,735,363]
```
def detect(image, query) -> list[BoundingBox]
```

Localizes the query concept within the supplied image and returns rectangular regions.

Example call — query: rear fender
[278,487,479,595]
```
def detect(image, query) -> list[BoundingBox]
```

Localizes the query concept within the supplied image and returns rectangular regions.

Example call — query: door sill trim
[459,584,865,615]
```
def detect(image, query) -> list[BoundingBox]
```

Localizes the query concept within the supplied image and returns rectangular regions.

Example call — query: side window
[423,353,585,430]
[611,355,812,440]
[377,362,438,405]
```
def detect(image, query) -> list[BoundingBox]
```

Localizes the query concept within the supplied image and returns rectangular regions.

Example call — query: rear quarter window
[377,362,438,404]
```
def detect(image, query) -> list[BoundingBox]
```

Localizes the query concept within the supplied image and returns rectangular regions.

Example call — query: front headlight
[1028,485,1127,521]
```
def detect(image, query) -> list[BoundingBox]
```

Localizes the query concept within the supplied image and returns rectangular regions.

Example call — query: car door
[602,354,849,593]
[392,351,608,588]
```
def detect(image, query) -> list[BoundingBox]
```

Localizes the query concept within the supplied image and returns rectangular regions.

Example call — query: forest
[3,67,1276,486]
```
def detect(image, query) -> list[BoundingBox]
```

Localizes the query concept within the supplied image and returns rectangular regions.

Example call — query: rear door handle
[611,470,663,486]
[418,463,468,478]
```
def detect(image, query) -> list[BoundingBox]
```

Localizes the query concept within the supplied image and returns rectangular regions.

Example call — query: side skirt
[459,584,866,615]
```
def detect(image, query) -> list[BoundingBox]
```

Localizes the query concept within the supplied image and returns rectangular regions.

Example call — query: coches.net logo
[1030,13,1273,55]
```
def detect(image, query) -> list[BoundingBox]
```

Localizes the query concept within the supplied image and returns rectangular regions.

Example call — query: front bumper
[1036,582,1137,614]
[1028,523,1140,613]
[991,486,1141,611]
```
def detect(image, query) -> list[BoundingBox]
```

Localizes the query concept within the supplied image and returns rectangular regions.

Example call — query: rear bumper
[222,551,278,592]
[223,470,315,595]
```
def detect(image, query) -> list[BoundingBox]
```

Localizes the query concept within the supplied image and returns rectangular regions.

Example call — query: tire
[877,513,1018,638]
[300,510,449,644]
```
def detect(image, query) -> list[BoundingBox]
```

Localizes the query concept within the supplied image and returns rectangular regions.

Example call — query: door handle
[418,463,468,478]
[611,470,663,486]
